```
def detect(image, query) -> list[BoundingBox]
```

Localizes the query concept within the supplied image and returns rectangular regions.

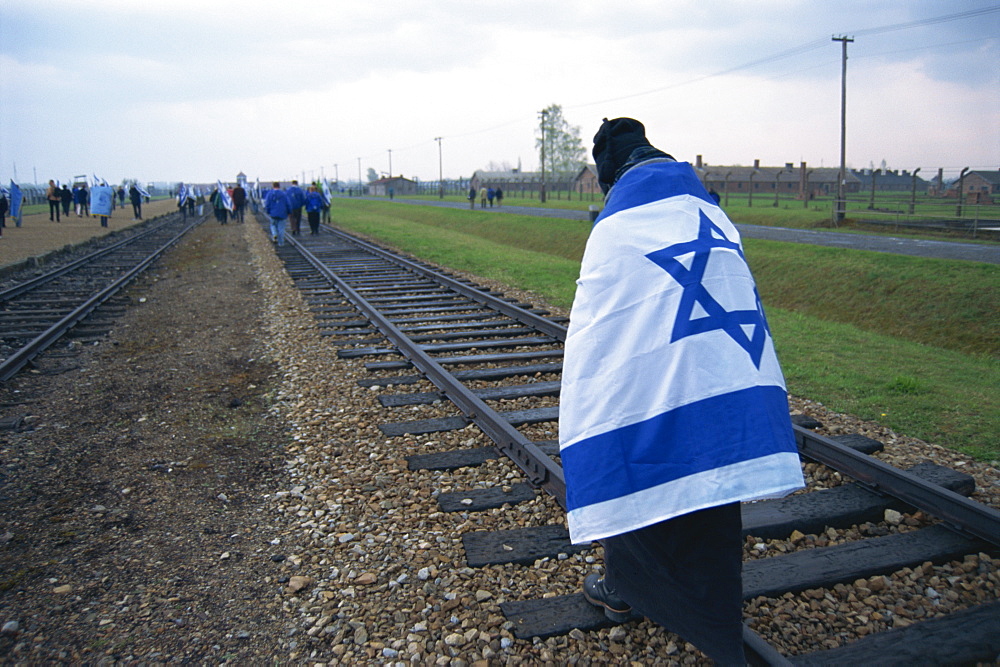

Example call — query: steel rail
[794,425,1000,547]
[0,216,204,382]
[0,215,182,303]
[322,225,568,339]
[285,232,568,506]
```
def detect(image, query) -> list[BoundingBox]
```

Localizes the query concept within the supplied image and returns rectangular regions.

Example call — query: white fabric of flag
[8,181,24,224]
[559,160,804,544]
[216,181,234,211]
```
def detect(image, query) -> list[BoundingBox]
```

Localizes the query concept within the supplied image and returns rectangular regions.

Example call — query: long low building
[694,158,861,202]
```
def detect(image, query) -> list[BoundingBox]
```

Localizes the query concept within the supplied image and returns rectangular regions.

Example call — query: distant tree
[366,168,378,183]
[535,104,587,175]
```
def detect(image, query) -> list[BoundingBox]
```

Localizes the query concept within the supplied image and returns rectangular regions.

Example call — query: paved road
[384,197,1000,265]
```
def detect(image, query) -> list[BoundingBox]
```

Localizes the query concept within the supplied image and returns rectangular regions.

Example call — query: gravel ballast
[0,218,996,664]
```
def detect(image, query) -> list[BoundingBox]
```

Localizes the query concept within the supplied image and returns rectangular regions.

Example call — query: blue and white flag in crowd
[135,184,150,198]
[91,185,114,216]
[321,179,333,206]
[216,181,233,210]
[8,180,24,226]
[559,160,804,544]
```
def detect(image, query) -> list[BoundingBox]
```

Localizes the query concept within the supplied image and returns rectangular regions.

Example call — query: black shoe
[583,574,635,623]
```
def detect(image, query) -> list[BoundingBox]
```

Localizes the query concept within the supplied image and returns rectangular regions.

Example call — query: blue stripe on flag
[597,161,715,223]
[561,384,797,513]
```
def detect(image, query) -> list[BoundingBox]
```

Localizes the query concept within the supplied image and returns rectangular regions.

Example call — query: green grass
[328,198,999,461]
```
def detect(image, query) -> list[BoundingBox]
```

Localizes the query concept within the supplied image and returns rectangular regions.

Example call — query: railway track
[265,218,1000,664]
[0,211,205,383]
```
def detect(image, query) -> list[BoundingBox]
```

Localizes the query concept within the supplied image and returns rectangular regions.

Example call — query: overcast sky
[1,0,998,187]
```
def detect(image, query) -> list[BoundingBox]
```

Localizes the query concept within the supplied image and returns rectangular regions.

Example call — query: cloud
[1,0,997,184]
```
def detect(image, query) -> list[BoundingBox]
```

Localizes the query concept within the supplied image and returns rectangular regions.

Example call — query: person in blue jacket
[285,179,306,236]
[264,182,291,246]
[304,185,325,235]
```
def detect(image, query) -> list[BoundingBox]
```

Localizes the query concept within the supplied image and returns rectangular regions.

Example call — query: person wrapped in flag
[559,118,805,664]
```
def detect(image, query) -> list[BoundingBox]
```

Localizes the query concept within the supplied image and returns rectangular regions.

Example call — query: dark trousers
[604,503,746,665]
[132,202,142,219]
[307,210,320,234]
[289,208,302,234]
[49,200,60,221]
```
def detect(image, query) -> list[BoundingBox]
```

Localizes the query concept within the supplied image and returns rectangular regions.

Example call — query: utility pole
[387,149,392,178]
[357,158,362,195]
[334,164,339,184]
[435,137,444,199]
[539,109,548,203]
[832,35,853,225]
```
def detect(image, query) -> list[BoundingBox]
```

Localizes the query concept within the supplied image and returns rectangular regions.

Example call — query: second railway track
[265,216,999,664]
[0,211,205,382]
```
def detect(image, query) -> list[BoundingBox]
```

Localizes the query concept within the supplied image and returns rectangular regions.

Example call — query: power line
[847,5,1000,37]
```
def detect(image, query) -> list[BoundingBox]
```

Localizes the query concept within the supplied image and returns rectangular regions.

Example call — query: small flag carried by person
[8,180,24,227]
[558,160,805,544]
[216,181,233,211]
[90,185,114,217]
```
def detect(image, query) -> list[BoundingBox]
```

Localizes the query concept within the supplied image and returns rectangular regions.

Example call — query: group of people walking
[41,181,145,222]
[468,185,503,209]
[209,183,247,224]
[263,180,329,246]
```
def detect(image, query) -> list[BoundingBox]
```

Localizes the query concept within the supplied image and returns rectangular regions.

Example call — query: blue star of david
[645,209,770,368]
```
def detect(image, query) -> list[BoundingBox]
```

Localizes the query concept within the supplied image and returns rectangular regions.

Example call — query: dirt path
[0,220,304,662]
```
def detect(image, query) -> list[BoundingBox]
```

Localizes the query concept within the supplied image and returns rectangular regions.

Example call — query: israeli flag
[91,185,114,217]
[559,160,804,544]
[8,181,24,225]
[321,179,333,206]
[216,181,234,210]
[136,184,150,198]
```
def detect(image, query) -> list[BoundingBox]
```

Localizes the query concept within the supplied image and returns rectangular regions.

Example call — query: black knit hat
[593,117,651,193]
[593,117,676,194]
